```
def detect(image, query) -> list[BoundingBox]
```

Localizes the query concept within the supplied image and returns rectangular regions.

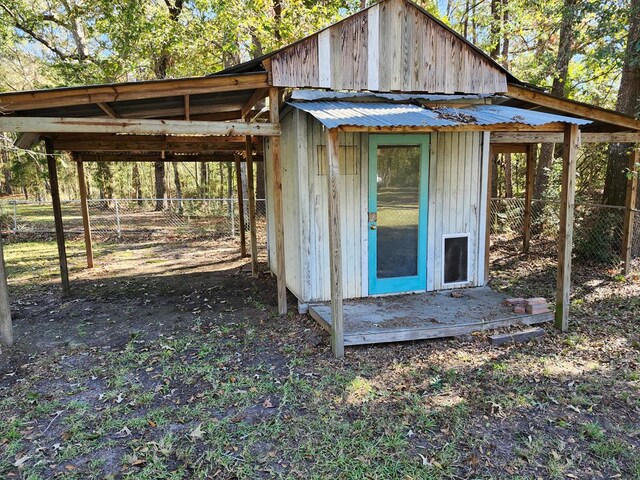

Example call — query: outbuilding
[0,0,639,357]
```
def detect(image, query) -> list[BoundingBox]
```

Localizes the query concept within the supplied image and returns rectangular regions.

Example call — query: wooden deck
[308,287,553,346]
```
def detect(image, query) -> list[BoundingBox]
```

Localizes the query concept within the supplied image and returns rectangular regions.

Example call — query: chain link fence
[490,198,639,272]
[0,198,267,243]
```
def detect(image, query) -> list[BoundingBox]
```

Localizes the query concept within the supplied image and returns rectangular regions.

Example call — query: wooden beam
[235,155,247,257]
[76,153,263,163]
[76,156,94,268]
[326,128,344,358]
[622,148,639,275]
[523,144,536,253]
[241,88,269,118]
[246,134,259,277]
[45,138,70,294]
[490,144,528,155]
[270,87,287,315]
[97,102,118,118]
[115,102,244,120]
[0,116,281,137]
[338,123,568,134]
[555,124,580,331]
[184,95,190,121]
[491,131,640,144]
[0,235,13,347]
[480,132,491,285]
[0,72,269,111]
[50,134,262,153]
[507,84,640,131]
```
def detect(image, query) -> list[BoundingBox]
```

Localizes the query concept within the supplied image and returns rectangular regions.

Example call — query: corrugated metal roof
[289,101,592,129]
[290,90,494,102]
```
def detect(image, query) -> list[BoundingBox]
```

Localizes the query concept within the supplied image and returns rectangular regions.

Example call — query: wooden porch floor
[308,287,553,346]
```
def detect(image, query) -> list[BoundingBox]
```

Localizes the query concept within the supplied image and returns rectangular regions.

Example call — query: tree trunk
[1,135,12,194]
[154,161,165,211]
[504,153,513,197]
[603,0,640,206]
[200,162,208,196]
[132,162,142,206]
[491,155,499,198]
[96,162,113,202]
[172,161,183,213]
[535,0,578,201]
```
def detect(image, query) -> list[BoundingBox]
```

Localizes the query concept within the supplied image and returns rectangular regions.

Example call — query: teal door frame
[368,134,430,295]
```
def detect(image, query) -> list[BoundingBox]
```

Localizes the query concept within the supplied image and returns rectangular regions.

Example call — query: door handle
[370,225,376,230]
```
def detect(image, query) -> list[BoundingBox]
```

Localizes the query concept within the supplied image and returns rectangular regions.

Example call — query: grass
[0,238,639,479]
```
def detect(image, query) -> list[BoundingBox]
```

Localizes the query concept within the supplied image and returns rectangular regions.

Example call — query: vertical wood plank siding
[265,113,488,302]
[270,0,507,93]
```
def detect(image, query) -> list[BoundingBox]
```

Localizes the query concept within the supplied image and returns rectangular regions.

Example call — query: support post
[0,235,13,347]
[246,135,259,277]
[269,87,287,314]
[523,144,536,253]
[234,155,247,257]
[326,129,344,358]
[555,124,580,332]
[76,156,94,268]
[45,138,70,294]
[622,148,639,275]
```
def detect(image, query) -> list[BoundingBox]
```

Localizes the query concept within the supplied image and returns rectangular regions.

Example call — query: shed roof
[289,101,592,129]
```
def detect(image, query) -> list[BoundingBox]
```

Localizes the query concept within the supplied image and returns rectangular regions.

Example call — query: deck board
[309,287,552,346]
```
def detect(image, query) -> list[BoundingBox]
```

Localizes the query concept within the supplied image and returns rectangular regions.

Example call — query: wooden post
[246,136,259,276]
[555,124,580,332]
[326,129,344,358]
[269,87,287,315]
[622,148,639,275]
[76,155,94,268]
[523,144,536,253]
[0,235,13,347]
[234,155,247,257]
[45,138,70,294]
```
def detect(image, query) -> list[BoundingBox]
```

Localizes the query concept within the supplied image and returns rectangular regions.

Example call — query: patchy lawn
[0,238,639,479]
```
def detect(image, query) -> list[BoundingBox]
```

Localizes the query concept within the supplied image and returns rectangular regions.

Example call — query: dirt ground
[0,237,639,479]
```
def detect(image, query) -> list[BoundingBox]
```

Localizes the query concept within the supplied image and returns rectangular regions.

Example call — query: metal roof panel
[289,101,592,128]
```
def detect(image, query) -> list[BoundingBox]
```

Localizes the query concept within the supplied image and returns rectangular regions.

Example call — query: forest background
[0,0,638,208]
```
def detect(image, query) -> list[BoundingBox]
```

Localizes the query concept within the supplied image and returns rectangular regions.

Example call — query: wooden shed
[1,0,639,357]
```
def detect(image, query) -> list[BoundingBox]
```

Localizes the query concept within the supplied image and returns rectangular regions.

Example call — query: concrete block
[513,305,526,314]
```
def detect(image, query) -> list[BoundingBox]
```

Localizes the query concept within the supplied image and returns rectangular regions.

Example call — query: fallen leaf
[13,455,30,468]
[189,424,204,440]
[263,398,274,408]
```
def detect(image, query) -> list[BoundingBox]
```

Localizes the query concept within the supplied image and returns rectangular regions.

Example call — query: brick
[504,298,525,306]
[513,306,526,314]
[526,297,547,305]
[526,304,550,314]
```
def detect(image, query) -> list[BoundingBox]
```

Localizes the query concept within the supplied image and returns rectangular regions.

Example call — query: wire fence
[0,198,267,244]
[490,198,639,272]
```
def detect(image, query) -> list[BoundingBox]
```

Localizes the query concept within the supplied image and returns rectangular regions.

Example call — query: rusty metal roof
[288,101,592,129]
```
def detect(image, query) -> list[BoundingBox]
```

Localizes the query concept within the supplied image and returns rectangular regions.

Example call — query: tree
[534,0,580,201]
[602,0,640,206]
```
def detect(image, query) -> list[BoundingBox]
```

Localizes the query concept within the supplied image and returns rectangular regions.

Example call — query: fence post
[114,199,122,239]
[622,148,639,275]
[12,201,17,233]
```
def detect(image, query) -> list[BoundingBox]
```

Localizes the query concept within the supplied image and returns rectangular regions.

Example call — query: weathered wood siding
[270,0,507,94]
[264,111,306,300]
[427,132,486,291]
[265,113,489,302]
